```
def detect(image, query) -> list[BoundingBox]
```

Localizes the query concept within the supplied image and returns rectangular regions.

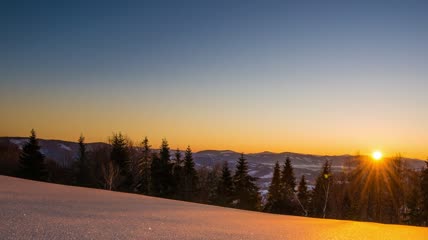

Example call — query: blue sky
[1,1,427,157]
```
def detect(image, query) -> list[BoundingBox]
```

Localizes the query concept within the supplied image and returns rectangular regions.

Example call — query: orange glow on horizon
[2,126,426,160]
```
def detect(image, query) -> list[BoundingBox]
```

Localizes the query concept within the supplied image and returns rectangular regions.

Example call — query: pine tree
[150,153,162,196]
[172,148,184,199]
[151,139,173,197]
[265,161,282,213]
[297,175,309,216]
[110,133,129,171]
[183,146,198,201]
[175,148,184,167]
[311,160,332,218]
[110,133,131,190]
[214,161,234,206]
[233,153,261,210]
[18,129,47,181]
[282,157,297,191]
[137,137,151,194]
[74,134,89,186]
[280,157,297,214]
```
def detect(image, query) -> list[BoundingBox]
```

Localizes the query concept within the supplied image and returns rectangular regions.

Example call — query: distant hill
[1,137,425,194]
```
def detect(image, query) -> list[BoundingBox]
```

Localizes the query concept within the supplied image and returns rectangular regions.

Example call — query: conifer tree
[110,133,131,190]
[18,129,47,181]
[183,146,198,201]
[297,175,309,216]
[150,152,162,196]
[175,148,184,167]
[74,134,89,186]
[281,157,296,190]
[214,161,234,206]
[311,160,332,218]
[280,157,297,214]
[137,137,151,194]
[233,153,261,210]
[172,148,184,199]
[265,161,282,213]
[110,133,129,171]
[151,139,173,197]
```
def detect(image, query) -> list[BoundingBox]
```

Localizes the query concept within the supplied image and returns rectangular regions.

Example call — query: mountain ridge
[2,136,424,161]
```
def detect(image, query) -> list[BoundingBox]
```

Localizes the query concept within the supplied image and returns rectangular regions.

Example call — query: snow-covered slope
[0,176,427,240]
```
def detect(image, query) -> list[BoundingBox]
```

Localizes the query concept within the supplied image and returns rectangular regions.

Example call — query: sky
[1,1,427,158]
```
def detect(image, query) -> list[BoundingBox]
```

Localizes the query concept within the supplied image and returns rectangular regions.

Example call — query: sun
[372,151,383,161]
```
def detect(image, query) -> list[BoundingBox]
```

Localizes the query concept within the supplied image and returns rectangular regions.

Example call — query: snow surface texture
[0,176,427,240]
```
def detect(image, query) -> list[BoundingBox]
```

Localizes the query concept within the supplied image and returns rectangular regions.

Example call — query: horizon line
[1,136,425,161]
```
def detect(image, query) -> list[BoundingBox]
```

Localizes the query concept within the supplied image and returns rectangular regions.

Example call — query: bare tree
[294,192,308,216]
[322,174,331,218]
[101,159,119,191]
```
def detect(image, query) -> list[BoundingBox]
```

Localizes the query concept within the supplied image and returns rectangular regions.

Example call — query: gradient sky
[1,1,427,158]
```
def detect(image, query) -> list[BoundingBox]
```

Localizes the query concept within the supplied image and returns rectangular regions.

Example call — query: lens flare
[372,151,383,161]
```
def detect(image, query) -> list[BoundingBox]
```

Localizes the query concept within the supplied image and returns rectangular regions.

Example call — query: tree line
[265,154,428,226]
[13,130,260,210]
[4,129,428,226]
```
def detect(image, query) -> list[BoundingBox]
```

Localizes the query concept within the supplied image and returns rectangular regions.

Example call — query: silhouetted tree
[233,153,261,210]
[297,175,309,216]
[214,161,234,207]
[174,148,183,167]
[311,160,332,218]
[265,161,282,213]
[110,133,129,171]
[18,129,47,181]
[137,137,152,194]
[127,140,141,192]
[172,148,185,199]
[110,133,131,191]
[101,158,120,190]
[280,157,297,214]
[151,139,173,197]
[73,135,89,186]
[183,146,198,201]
